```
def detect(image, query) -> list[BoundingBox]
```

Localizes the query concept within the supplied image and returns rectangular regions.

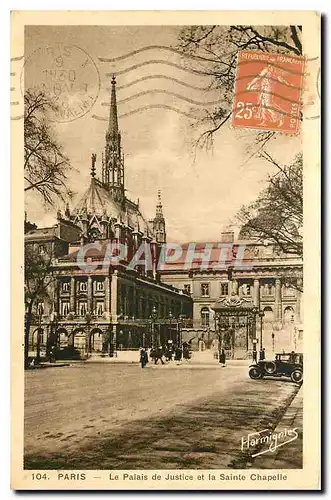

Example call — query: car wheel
[291,369,303,383]
[249,366,262,379]
[264,361,277,374]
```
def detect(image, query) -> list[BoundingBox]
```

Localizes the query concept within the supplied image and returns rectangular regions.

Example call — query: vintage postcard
[11,11,321,490]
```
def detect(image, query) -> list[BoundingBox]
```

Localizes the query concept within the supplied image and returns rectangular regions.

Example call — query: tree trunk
[24,300,34,370]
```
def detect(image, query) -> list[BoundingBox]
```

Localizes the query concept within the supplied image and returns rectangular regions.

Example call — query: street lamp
[150,305,157,346]
[169,310,173,344]
[258,310,265,359]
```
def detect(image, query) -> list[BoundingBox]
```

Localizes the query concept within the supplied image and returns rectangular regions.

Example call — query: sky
[24,25,301,243]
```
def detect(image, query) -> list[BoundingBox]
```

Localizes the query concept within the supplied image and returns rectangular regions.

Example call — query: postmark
[21,43,101,123]
[232,50,305,134]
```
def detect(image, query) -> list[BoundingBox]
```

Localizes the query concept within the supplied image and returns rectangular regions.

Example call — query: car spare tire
[249,366,262,379]
[264,361,277,374]
[291,369,303,383]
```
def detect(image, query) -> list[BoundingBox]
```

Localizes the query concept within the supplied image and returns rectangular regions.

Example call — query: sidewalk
[252,385,303,468]
[84,350,252,365]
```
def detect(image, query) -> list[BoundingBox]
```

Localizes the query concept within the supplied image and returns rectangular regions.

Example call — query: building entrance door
[213,294,258,360]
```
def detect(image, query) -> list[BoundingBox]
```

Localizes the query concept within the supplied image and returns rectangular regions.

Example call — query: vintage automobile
[249,352,303,383]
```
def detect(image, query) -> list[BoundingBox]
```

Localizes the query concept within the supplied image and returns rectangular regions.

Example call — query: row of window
[183,282,296,297]
[199,305,296,327]
[61,280,105,293]
[184,283,229,297]
[61,300,105,317]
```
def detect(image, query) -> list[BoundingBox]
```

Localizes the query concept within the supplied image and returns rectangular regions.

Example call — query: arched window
[201,307,210,327]
[263,306,273,322]
[284,306,295,323]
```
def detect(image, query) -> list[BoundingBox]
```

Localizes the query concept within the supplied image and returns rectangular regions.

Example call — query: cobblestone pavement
[24,362,301,469]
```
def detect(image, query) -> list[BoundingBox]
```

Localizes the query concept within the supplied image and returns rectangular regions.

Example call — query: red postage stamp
[232,50,305,134]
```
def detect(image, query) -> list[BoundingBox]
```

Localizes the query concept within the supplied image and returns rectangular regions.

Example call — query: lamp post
[258,310,265,360]
[36,304,43,365]
[178,315,184,346]
[150,305,157,346]
[168,310,174,345]
[85,313,92,358]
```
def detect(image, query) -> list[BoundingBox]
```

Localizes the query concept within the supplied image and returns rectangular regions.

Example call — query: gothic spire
[104,74,124,203]
[108,75,119,137]
[152,189,166,244]
[91,153,96,178]
[156,189,163,218]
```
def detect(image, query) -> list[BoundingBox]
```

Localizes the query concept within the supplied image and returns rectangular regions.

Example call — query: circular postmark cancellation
[21,43,101,123]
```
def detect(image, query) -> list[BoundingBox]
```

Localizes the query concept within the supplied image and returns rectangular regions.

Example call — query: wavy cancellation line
[236,89,300,104]
[92,104,202,121]
[114,75,213,92]
[98,45,216,64]
[235,74,302,90]
[102,89,220,107]
[237,59,305,76]
[106,60,208,78]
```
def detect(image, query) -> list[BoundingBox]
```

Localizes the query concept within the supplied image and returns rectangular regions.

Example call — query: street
[24,361,302,470]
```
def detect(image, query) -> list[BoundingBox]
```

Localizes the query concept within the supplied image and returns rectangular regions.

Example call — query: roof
[25,226,59,242]
[73,178,122,219]
[72,178,151,234]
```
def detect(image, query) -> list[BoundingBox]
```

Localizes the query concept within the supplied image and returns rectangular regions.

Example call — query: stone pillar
[104,276,110,313]
[253,279,260,308]
[275,278,282,321]
[296,279,303,322]
[111,270,118,322]
[70,277,76,313]
[112,325,117,352]
[87,276,93,313]
[232,279,238,295]
[137,293,142,319]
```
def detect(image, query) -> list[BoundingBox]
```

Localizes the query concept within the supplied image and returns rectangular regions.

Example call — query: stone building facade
[160,234,303,357]
[25,76,192,359]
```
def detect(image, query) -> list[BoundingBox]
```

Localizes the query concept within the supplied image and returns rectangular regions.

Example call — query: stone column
[104,276,110,313]
[87,276,93,313]
[253,279,260,308]
[70,277,76,313]
[275,278,282,321]
[111,270,118,322]
[295,279,303,322]
[232,279,238,295]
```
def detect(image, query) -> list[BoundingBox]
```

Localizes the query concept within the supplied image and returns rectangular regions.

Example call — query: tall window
[183,284,191,295]
[78,301,87,316]
[220,282,229,296]
[96,280,104,292]
[79,281,87,292]
[201,307,210,327]
[241,283,251,296]
[96,301,104,316]
[201,283,209,297]
[61,301,70,316]
[37,302,44,315]
[263,283,274,296]
[62,282,70,292]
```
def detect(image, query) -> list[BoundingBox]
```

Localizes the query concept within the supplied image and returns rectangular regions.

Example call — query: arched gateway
[212,293,259,360]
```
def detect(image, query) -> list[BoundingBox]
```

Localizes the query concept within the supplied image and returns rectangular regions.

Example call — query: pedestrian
[252,350,257,363]
[174,345,182,363]
[154,346,165,365]
[259,348,265,361]
[139,348,148,368]
[219,348,226,367]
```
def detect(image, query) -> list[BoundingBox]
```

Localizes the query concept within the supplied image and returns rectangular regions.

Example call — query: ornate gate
[212,293,259,359]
